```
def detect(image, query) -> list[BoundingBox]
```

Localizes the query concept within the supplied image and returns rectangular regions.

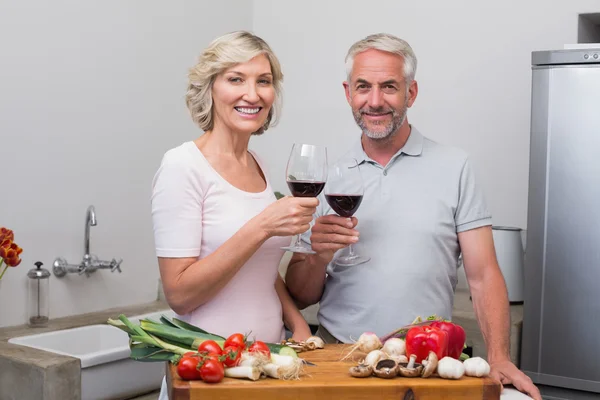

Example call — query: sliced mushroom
[420,351,438,378]
[304,341,316,350]
[349,363,373,378]
[305,336,325,349]
[398,354,424,378]
[286,343,305,352]
[373,359,398,379]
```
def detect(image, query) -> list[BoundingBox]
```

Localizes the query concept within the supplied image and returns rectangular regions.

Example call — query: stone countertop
[0,300,169,400]
[0,300,169,341]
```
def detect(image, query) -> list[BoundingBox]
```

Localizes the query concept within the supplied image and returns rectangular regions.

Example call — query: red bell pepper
[428,321,466,359]
[405,325,448,363]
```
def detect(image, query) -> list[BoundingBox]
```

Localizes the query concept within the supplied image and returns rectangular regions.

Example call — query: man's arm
[285,252,329,308]
[460,225,541,400]
[459,225,510,362]
[285,215,360,308]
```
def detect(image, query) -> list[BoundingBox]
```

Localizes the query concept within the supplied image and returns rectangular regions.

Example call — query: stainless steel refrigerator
[521,48,600,399]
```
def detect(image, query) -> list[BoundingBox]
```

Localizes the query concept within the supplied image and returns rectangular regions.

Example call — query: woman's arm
[160,196,317,316]
[275,275,312,341]
[159,220,269,315]
[153,156,318,316]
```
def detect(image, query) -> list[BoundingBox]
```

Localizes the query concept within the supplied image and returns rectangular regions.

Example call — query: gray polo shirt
[302,126,492,343]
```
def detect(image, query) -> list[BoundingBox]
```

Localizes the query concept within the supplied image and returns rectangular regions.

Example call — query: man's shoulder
[421,135,470,166]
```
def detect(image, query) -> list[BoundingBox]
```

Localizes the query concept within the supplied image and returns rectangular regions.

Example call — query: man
[285,33,541,400]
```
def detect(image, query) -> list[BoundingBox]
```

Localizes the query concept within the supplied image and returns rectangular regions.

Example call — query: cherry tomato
[199,359,225,383]
[224,333,246,350]
[222,346,242,368]
[248,341,271,357]
[177,356,201,380]
[197,340,223,356]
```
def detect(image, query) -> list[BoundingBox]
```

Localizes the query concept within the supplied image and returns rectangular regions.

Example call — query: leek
[171,317,225,339]
[140,320,225,347]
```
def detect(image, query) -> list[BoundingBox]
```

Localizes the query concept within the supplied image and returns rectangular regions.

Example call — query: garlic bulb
[381,338,406,357]
[463,357,490,377]
[437,357,465,379]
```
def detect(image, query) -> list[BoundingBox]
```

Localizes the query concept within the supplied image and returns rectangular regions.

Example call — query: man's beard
[353,101,408,141]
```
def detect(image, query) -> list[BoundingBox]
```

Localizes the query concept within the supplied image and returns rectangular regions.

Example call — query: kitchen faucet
[83,205,97,268]
[53,205,123,278]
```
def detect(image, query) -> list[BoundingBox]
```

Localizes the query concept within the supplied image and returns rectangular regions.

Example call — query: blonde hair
[186,31,283,135]
[345,33,417,84]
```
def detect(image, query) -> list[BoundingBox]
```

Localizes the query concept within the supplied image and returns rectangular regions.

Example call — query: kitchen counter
[0,274,524,399]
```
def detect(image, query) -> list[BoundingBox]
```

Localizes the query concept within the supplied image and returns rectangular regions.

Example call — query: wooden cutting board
[166,344,501,400]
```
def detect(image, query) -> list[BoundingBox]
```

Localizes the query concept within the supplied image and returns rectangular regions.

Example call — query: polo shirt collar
[348,125,424,165]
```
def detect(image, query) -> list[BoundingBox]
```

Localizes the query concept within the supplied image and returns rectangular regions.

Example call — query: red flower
[0,228,14,242]
[0,242,23,267]
[0,227,23,277]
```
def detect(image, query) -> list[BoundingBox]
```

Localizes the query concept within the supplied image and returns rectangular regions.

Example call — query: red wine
[325,194,363,217]
[287,180,326,197]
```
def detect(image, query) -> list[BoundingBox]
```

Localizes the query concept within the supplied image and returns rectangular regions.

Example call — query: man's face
[344,49,418,140]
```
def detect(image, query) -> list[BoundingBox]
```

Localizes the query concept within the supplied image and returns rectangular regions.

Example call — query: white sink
[8,309,177,400]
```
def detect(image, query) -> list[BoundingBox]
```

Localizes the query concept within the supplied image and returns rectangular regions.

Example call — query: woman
[151,31,315,394]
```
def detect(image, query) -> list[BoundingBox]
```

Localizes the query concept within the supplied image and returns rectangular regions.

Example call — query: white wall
[0,0,253,327]
[250,0,600,230]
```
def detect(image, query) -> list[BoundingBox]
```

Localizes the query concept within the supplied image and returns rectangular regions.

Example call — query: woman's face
[211,54,275,135]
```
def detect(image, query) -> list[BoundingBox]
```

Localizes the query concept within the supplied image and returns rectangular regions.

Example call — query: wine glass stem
[291,234,305,249]
[347,244,356,257]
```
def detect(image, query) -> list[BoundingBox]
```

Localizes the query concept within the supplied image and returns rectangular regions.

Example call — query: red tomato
[177,356,201,380]
[202,352,223,365]
[224,333,246,350]
[199,359,225,383]
[248,341,271,357]
[197,340,223,356]
[222,346,242,368]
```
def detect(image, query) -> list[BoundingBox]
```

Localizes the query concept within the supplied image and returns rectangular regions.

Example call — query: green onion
[140,320,225,348]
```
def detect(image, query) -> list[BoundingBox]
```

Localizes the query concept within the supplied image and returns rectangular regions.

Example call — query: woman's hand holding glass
[281,143,328,254]
[257,196,318,238]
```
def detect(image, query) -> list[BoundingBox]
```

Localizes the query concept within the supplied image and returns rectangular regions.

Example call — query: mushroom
[305,336,325,350]
[364,350,386,368]
[286,343,305,352]
[420,351,438,378]
[373,359,398,379]
[397,354,424,377]
[389,354,408,364]
[349,363,373,378]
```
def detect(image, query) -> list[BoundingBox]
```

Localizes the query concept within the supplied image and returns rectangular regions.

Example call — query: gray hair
[345,33,417,83]
[186,31,283,135]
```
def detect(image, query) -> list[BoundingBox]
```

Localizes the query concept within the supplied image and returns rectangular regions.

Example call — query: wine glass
[281,143,328,254]
[325,158,370,266]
